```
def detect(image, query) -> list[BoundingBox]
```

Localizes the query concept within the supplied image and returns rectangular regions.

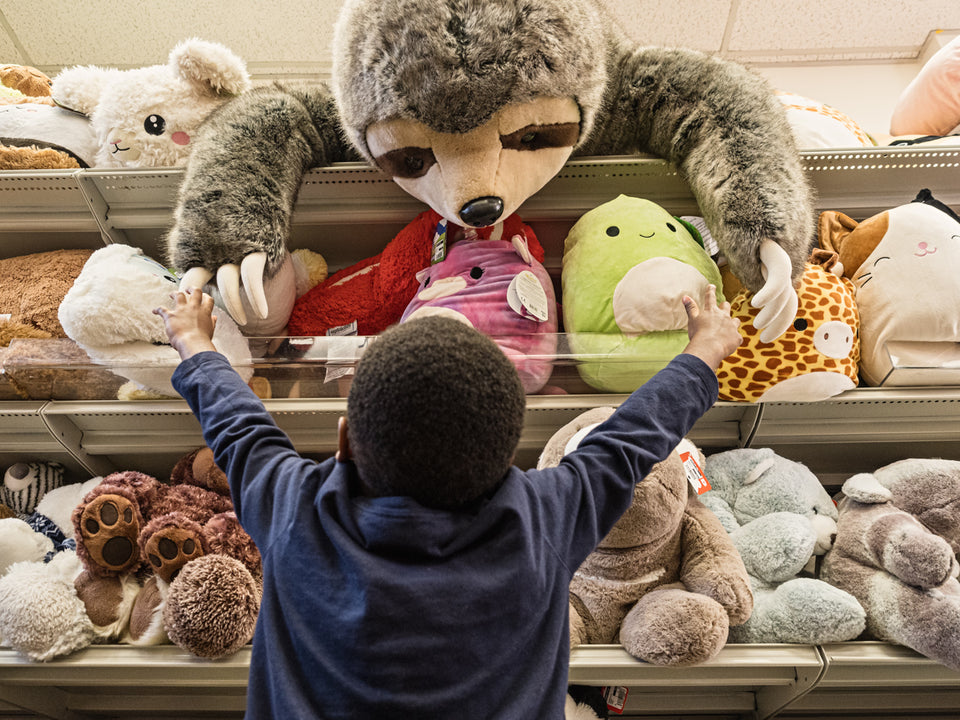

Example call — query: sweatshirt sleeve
[171,351,318,547]
[529,352,718,570]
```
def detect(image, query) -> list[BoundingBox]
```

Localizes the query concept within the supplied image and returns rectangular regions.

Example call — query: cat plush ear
[818,209,888,279]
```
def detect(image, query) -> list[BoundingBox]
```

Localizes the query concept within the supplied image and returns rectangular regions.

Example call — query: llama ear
[841,472,893,504]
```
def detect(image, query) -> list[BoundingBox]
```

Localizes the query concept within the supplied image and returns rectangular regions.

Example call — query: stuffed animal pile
[166,0,814,354]
[538,408,753,666]
[0,448,262,661]
[700,448,865,644]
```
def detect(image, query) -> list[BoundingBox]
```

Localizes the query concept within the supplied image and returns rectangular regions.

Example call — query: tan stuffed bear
[537,407,753,666]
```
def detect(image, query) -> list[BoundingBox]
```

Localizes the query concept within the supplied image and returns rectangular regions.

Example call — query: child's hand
[154,287,218,361]
[681,284,742,370]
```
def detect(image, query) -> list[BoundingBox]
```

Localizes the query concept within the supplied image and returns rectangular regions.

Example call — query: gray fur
[332,0,610,159]
[166,82,358,275]
[167,0,813,293]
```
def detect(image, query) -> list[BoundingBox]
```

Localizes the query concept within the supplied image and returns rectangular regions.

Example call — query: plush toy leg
[127,575,170,646]
[619,587,729,666]
[727,578,865,644]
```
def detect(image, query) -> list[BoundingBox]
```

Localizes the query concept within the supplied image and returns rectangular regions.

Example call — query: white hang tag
[431,219,448,264]
[603,686,628,714]
[325,321,361,383]
[506,270,549,322]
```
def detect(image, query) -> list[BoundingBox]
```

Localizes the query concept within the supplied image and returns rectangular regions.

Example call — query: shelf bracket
[738,403,763,448]
[73,170,129,246]
[39,408,116,477]
[753,645,829,719]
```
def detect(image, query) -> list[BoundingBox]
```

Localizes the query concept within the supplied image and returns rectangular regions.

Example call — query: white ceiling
[1,0,958,79]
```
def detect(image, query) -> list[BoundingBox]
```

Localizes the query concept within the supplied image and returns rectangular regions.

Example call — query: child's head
[347,316,526,509]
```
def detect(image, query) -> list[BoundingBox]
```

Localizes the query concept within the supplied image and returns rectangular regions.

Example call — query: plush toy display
[700,448,865,644]
[400,218,558,393]
[819,189,960,386]
[50,38,251,168]
[538,408,753,666]
[716,249,860,402]
[890,34,960,137]
[562,194,725,393]
[0,449,262,662]
[166,0,813,348]
[0,248,94,347]
[822,459,960,670]
[57,243,253,399]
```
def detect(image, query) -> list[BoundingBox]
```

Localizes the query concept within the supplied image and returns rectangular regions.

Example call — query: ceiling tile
[3,0,342,76]
[600,0,733,52]
[728,0,960,60]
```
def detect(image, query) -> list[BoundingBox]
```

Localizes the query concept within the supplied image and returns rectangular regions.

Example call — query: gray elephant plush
[701,447,865,644]
[166,0,813,343]
[822,459,960,670]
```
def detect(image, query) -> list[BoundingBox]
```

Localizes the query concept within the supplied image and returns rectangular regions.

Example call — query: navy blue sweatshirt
[172,351,717,719]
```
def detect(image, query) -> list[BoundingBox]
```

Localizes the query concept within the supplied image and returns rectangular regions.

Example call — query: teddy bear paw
[77,493,141,574]
[142,523,206,584]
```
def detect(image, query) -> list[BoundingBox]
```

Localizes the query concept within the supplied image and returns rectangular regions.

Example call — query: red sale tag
[603,686,628,714]
[680,450,711,495]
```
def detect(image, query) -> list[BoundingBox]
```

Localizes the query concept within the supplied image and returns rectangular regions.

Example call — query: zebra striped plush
[1,461,65,516]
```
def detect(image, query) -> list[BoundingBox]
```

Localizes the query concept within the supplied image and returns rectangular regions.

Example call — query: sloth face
[366,96,580,228]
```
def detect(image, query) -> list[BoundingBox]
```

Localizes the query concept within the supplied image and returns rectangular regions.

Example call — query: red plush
[287,210,543,336]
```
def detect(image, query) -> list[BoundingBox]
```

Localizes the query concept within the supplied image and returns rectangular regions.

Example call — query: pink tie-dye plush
[401,235,558,393]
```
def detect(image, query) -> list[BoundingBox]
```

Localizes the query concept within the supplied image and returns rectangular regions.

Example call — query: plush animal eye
[144,114,166,136]
[422,275,431,287]
[375,147,437,179]
[793,318,808,332]
[606,226,620,237]
[469,266,484,280]
[666,222,677,232]
[500,122,579,151]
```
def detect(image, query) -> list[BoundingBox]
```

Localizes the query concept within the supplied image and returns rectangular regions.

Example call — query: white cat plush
[819,190,960,385]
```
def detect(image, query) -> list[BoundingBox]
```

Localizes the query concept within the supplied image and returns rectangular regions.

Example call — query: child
[156,284,740,720]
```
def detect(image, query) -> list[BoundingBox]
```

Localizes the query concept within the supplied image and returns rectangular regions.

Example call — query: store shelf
[3,641,958,720]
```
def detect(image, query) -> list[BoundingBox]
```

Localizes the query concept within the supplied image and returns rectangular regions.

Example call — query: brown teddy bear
[537,407,753,666]
[70,447,262,659]
[0,64,54,100]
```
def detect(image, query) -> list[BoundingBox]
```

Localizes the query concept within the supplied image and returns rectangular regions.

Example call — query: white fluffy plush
[0,551,94,662]
[58,244,253,397]
[35,477,103,540]
[51,38,250,168]
[0,518,53,576]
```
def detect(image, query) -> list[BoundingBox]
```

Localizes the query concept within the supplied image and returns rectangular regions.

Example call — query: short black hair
[347,316,526,509]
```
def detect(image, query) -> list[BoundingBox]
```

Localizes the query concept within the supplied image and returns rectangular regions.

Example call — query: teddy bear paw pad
[78,493,139,573]
[143,525,205,583]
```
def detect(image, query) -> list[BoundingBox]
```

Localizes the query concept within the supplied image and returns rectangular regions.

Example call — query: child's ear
[336,416,352,462]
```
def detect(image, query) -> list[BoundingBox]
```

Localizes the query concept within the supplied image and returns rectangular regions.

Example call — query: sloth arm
[166,82,359,322]
[578,45,815,341]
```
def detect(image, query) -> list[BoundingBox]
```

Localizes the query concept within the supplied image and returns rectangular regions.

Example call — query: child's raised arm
[154,287,219,360]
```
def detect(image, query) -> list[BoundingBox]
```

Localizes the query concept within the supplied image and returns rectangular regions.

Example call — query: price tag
[325,321,360,383]
[681,450,711,495]
[603,686,628,714]
[506,270,549,322]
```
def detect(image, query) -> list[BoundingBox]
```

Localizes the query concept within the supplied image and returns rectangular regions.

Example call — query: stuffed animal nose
[459,196,504,227]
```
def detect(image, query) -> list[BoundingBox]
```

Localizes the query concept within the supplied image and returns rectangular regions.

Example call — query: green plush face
[561,194,724,392]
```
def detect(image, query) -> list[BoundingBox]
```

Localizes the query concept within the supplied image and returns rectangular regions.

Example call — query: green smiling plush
[562,194,724,392]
